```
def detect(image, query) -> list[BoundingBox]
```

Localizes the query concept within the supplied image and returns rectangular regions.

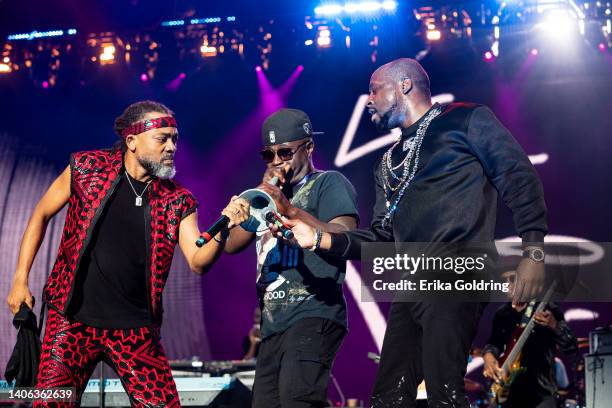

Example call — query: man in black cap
[223,108,359,408]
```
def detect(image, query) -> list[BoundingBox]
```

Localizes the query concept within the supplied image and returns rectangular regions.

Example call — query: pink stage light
[166,72,187,92]
[484,51,494,61]
[140,73,148,82]
[599,43,606,52]
[531,48,539,56]
[255,66,262,72]
[42,81,49,89]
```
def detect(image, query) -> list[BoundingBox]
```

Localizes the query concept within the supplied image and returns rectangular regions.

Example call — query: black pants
[252,317,346,408]
[371,302,485,408]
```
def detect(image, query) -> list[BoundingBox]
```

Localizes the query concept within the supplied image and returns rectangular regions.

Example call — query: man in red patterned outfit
[6,100,250,407]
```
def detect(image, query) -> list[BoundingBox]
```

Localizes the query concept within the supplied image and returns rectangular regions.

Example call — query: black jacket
[329,103,547,257]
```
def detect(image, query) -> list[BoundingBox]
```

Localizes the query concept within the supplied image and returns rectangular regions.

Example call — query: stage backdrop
[1,40,611,402]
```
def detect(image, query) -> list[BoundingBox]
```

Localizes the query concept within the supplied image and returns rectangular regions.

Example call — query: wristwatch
[523,247,545,263]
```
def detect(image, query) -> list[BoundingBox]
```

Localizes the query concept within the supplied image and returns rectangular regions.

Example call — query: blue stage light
[161,20,185,27]
[7,30,65,41]
[314,4,343,16]
[314,1,397,16]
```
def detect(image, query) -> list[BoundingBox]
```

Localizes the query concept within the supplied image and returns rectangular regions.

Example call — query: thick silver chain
[381,105,442,229]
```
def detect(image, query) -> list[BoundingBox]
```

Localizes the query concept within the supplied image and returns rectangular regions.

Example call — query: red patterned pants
[34,308,179,407]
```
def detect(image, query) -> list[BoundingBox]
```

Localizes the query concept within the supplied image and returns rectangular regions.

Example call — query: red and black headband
[121,116,177,138]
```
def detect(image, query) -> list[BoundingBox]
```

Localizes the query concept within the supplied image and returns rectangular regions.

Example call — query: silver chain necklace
[381,105,442,229]
[124,171,152,207]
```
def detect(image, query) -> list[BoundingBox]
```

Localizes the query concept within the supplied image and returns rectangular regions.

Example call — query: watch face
[531,248,545,262]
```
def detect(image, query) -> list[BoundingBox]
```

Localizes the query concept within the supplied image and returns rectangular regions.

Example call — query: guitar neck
[501,281,557,374]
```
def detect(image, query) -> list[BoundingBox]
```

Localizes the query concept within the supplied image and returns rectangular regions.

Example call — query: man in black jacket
[288,58,548,407]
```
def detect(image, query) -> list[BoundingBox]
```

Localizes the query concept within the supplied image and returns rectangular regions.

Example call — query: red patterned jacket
[43,148,198,327]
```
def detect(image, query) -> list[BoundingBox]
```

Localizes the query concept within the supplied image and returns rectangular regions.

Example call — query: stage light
[304,39,314,46]
[426,30,441,41]
[317,28,332,48]
[491,41,499,57]
[2,57,9,63]
[190,17,222,24]
[255,66,262,72]
[161,20,185,27]
[314,4,343,15]
[100,44,116,64]
[599,43,606,51]
[166,72,187,92]
[42,80,49,88]
[140,73,148,82]
[484,51,494,61]
[531,48,539,55]
[345,2,382,13]
[200,45,217,57]
[7,29,64,41]
[67,29,77,35]
[314,1,397,16]
[382,1,397,11]
[297,65,304,71]
[536,8,579,40]
[0,63,11,73]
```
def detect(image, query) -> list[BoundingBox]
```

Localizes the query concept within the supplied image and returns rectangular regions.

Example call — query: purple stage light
[484,51,494,61]
[42,81,49,89]
[166,72,187,92]
[140,73,148,82]
[278,65,305,99]
[255,66,262,72]
[531,48,539,56]
[599,43,606,52]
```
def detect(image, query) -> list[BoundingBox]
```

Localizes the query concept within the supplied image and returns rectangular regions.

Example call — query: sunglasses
[260,140,311,163]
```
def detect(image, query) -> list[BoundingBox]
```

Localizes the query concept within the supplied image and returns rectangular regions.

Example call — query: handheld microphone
[195,215,229,247]
[264,209,294,240]
[195,175,283,247]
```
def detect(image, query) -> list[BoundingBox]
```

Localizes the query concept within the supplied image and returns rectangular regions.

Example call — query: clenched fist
[222,196,251,229]
[6,280,33,315]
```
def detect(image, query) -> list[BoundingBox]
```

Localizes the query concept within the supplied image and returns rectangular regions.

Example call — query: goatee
[138,155,176,179]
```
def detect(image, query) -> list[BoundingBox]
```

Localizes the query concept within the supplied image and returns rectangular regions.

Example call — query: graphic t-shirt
[256,171,359,338]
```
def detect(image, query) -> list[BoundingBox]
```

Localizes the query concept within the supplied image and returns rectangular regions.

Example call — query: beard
[137,154,176,179]
[376,102,398,131]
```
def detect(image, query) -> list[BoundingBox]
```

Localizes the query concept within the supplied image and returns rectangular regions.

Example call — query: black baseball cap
[261,108,324,146]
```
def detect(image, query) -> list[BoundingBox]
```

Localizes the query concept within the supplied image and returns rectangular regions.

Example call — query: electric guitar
[489,280,557,406]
